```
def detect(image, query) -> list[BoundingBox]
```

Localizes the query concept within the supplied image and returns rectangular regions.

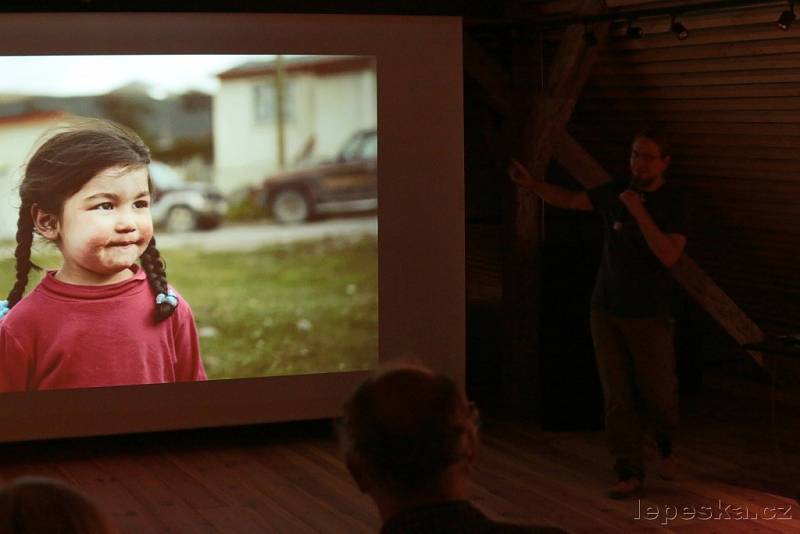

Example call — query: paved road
[155,215,377,252]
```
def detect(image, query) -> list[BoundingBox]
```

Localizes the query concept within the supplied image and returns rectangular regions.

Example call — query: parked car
[149,161,228,232]
[253,128,377,224]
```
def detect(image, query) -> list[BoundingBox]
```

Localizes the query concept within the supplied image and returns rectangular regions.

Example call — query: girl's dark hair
[7,117,176,322]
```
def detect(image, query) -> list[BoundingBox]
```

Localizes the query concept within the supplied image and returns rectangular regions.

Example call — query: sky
[0,55,279,98]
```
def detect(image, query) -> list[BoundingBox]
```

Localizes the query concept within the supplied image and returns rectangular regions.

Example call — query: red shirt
[0,266,207,392]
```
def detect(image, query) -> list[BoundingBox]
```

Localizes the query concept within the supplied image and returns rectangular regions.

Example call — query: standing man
[509,129,687,499]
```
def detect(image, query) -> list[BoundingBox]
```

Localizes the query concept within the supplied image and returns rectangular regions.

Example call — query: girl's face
[36,165,153,285]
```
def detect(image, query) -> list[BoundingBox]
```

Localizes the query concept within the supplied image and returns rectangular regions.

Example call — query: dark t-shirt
[587,180,686,317]
[380,500,569,534]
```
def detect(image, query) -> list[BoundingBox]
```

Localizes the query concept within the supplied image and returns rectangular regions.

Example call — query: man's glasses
[630,150,663,163]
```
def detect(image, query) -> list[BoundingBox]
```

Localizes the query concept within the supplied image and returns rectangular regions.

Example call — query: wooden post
[503,33,543,418]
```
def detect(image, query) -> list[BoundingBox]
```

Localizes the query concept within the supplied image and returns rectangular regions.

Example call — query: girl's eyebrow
[84,190,151,201]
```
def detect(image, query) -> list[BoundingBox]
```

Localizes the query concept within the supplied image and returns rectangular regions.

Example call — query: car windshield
[149,161,185,189]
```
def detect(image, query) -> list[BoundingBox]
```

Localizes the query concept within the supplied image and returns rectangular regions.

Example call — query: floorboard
[0,371,797,533]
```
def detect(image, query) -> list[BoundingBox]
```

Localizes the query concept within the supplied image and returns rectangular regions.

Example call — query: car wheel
[165,205,198,233]
[271,188,311,224]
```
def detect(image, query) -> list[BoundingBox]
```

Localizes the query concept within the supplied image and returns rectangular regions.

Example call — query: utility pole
[275,54,286,170]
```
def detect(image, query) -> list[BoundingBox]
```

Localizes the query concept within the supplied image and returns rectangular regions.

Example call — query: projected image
[0,55,378,391]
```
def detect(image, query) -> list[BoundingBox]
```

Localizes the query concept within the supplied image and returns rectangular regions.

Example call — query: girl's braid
[7,204,40,308]
[139,237,176,322]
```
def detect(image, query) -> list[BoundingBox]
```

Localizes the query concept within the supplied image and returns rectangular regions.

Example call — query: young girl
[0,118,207,392]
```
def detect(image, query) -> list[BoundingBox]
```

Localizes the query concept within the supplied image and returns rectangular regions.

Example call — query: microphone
[613,189,645,231]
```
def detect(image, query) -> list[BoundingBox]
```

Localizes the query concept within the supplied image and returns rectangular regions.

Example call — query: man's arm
[509,159,592,211]
[619,190,686,267]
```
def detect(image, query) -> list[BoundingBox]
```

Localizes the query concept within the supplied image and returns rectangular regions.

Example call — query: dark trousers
[590,309,680,480]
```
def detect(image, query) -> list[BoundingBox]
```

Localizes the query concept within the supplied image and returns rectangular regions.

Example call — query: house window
[253,80,294,123]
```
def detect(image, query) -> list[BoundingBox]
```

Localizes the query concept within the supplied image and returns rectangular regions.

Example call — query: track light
[626,19,644,38]
[583,23,598,45]
[778,1,795,30]
[670,14,689,40]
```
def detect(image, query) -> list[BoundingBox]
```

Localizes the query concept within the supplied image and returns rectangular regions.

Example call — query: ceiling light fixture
[778,0,796,30]
[670,14,689,40]
[626,19,644,38]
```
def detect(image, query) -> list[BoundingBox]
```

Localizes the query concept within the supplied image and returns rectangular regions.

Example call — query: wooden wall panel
[565,2,800,334]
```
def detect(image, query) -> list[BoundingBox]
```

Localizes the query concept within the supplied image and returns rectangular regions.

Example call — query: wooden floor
[0,371,797,533]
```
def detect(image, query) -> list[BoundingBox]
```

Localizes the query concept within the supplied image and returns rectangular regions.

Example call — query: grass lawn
[0,235,378,380]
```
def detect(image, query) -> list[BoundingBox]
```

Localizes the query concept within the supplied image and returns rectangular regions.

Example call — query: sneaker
[608,478,643,500]
[658,454,678,480]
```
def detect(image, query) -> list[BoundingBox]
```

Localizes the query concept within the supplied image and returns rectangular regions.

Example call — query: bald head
[341,366,475,495]
[370,367,460,433]
[0,476,118,534]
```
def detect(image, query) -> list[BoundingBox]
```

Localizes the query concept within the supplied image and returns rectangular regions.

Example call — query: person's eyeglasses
[630,151,662,163]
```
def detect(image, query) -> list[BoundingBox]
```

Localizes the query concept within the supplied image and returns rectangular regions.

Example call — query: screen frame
[0,12,464,442]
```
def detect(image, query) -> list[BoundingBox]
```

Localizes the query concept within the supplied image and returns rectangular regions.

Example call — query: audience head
[339,364,479,500]
[0,476,118,534]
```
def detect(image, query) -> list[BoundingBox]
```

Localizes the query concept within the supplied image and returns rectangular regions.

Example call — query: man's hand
[508,159,539,190]
[619,189,646,219]
[619,189,686,266]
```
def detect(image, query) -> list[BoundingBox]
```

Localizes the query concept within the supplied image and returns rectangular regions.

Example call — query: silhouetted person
[340,364,569,533]
[0,476,119,533]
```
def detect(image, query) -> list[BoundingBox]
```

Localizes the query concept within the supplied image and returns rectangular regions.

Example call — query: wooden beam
[463,35,514,116]
[554,132,765,365]
[547,15,610,96]
[524,95,580,179]
[461,31,613,142]
[503,38,546,419]
[523,0,610,179]
[552,131,611,189]
[671,256,765,366]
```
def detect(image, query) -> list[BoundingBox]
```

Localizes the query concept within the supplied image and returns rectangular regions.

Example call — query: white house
[213,56,377,193]
[0,111,70,240]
